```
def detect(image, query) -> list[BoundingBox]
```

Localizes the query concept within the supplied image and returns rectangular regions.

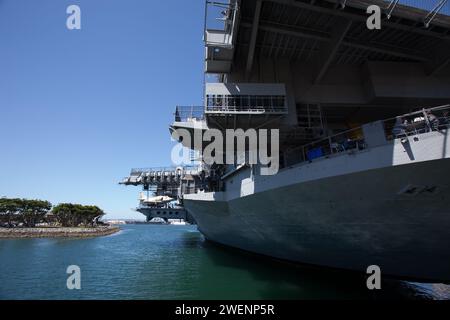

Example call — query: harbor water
[0,224,449,300]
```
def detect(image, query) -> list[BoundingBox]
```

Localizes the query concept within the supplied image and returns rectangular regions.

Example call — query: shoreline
[0,225,120,239]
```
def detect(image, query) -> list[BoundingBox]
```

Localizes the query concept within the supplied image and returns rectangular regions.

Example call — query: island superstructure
[122,0,450,282]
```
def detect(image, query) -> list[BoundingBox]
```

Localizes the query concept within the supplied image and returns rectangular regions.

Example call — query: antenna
[386,0,400,20]
[424,0,448,28]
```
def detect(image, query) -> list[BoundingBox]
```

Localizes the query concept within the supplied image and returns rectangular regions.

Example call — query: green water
[0,224,449,300]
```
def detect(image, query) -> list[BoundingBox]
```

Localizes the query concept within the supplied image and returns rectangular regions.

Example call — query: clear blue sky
[0,0,205,219]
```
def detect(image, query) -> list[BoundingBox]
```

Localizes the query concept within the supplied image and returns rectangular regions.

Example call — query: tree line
[0,198,105,228]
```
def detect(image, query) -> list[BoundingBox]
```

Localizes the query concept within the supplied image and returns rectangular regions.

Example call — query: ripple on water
[0,224,449,300]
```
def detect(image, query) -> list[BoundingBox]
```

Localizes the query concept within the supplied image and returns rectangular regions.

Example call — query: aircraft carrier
[122,0,450,282]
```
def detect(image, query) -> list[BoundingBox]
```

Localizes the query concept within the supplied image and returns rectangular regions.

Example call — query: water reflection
[0,225,449,300]
[178,229,450,300]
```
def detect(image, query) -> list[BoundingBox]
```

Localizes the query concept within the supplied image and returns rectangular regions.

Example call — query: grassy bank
[0,225,120,239]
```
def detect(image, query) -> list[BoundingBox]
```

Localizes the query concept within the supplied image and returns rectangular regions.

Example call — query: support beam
[246,0,263,78]
[241,20,430,62]
[266,0,450,41]
[342,39,429,62]
[241,20,328,42]
[427,42,450,75]
[386,0,400,20]
[430,56,450,75]
[314,18,352,83]
[424,0,449,28]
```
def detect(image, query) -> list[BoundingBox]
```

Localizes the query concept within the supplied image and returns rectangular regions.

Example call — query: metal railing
[205,94,287,114]
[383,104,450,140]
[284,104,450,168]
[130,165,201,176]
[203,0,239,47]
[284,127,366,166]
[174,106,205,122]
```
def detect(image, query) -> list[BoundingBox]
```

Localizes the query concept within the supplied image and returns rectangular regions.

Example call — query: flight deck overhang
[337,0,450,28]
[229,0,450,83]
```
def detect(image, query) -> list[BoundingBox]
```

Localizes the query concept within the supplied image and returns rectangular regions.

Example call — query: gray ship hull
[184,158,450,282]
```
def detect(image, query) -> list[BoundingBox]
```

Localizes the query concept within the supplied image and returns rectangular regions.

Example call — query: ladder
[297,104,324,130]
